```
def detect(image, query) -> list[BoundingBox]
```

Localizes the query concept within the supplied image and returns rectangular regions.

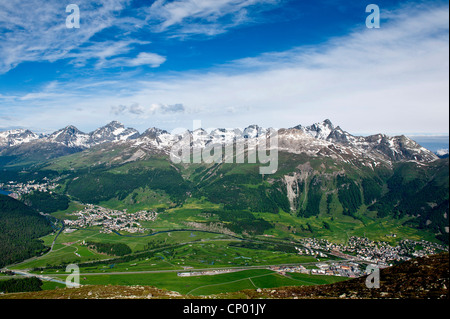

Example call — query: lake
[0,189,11,195]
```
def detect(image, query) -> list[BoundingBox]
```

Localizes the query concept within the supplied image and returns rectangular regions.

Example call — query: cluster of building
[269,265,310,275]
[313,262,363,277]
[0,178,58,198]
[294,246,328,258]
[296,236,448,265]
[63,204,158,234]
[177,269,239,277]
[269,261,363,278]
[398,239,448,258]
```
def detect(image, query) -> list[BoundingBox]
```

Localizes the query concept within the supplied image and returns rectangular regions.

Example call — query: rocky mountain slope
[0,120,439,168]
[0,129,41,148]
[0,121,139,150]
[1,120,447,244]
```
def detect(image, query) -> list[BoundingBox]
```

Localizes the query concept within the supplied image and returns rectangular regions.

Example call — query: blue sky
[0,0,448,135]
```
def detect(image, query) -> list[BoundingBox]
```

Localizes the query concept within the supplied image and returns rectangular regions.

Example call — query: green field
[5,160,446,297]
[14,228,327,273]
[6,223,352,296]
[7,198,438,298]
[253,210,439,245]
[50,269,348,296]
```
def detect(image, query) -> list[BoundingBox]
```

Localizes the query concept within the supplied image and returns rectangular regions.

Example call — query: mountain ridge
[0,120,439,167]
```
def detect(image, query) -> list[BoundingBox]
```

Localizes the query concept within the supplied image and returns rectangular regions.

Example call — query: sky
[0,0,448,136]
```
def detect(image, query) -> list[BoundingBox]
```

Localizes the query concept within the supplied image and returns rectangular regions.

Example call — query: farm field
[14,229,330,274]
[49,269,349,296]
[6,224,350,295]
[5,188,442,297]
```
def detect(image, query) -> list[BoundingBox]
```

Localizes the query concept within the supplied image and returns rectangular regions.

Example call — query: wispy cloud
[105,52,167,69]
[111,102,185,116]
[1,2,448,135]
[0,0,281,73]
[0,0,168,74]
[0,0,135,74]
[67,40,149,68]
[145,0,280,37]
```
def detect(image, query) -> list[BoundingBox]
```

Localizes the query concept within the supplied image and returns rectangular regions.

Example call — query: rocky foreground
[1,252,448,299]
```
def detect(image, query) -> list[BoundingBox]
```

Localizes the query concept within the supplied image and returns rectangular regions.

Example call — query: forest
[85,241,132,256]
[0,195,53,267]
[65,168,190,204]
[0,277,43,293]
[204,209,273,235]
[21,191,70,214]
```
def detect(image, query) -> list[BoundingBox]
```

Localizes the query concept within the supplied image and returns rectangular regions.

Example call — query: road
[28,258,351,278]
[46,216,65,253]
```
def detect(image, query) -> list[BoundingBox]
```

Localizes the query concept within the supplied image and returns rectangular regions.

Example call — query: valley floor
[1,252,447,300]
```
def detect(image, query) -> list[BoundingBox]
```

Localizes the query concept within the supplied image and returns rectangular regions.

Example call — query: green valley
[1,138,448,297]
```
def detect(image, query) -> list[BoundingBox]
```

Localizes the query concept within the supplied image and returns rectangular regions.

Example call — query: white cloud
[0,0,133,73]
[132,3,448,134]
[105,52,167,69]
[68,40,150,68]
[2,3,448,135]
[110,102,185,117]
[0,0,281,73]
[128,52,167,67]
[146,0,280,36]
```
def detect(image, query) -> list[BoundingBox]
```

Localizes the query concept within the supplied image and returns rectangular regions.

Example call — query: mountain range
[1,119,448,245]
[0,119,439,167]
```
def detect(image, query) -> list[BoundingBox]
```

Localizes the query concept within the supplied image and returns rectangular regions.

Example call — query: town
[296,236,448,266]
[0,178,59,199]
[63,204,158,234]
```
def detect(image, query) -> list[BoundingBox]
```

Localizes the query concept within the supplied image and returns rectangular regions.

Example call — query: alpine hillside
[0,120,448,245]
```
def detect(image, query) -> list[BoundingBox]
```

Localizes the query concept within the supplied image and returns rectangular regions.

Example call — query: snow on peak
[296,119,335,140]
[0,129,40,147]
[1,120,441,165]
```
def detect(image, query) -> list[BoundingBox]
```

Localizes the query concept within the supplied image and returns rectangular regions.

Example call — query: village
[63,204,158,234]
[0,178,58,198]
[296,236,448,266]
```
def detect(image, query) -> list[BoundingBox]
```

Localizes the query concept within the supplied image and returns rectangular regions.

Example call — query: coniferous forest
[0,277,43,293]
[0,195,53,267]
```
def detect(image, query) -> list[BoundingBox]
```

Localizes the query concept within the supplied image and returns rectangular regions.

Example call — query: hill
[43,152,449,244]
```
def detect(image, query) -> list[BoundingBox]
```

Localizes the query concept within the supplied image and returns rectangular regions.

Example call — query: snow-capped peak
[0,120,440,165]
[47,125,90,148]
[90,121,139,144]
[0,129,40,148]
[295,119,335,140]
